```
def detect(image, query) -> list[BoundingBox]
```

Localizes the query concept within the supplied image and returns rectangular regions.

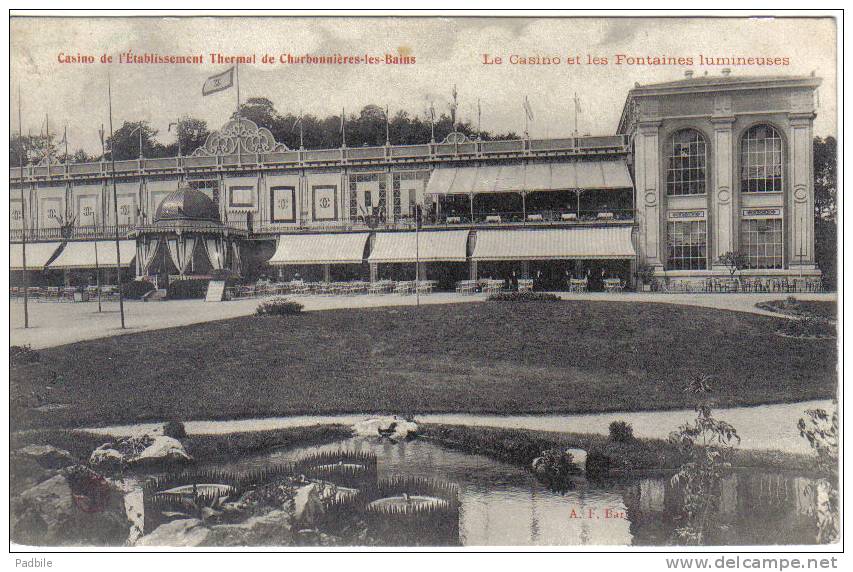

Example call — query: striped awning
[268,233,370,265]
[10,242,63,271]
[472,228,635,261]
[425,159,632,195]
[47,240,137,269]
[368,231,470,263]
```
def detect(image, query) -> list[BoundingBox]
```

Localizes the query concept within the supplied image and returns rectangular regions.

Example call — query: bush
[609,420,634,443]
[10,345,40,365]
[255,297,304,316]
[167,279,210,300]
[777,316,836,339]
[585,451,615,479]
[163,420,187,440]
[122,279,156,300]
[487,291,561,302]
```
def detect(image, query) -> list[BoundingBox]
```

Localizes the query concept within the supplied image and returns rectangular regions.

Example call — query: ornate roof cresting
[192,118,289,156]
[441,131,473,144]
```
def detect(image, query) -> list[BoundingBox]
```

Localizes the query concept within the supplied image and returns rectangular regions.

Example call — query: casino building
[10,71,822,291]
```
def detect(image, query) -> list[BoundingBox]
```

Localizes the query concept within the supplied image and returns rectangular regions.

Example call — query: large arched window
[666,129,707,196]
[741,124,783,192]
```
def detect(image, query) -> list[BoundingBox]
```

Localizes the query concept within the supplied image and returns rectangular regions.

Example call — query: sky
[10,16,837,156]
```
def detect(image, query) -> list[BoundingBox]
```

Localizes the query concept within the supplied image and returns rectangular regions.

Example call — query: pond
[192,436,822,546]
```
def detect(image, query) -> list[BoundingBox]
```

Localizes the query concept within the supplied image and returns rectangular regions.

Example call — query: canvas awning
[268,233,370,265]
[472,227,636,261]
[10,242,63,271]
[425,159,632,194]
[47,240,137,269]
[368,231,470,263]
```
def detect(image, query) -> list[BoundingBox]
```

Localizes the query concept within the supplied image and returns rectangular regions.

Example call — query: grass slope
[11,301,837,430]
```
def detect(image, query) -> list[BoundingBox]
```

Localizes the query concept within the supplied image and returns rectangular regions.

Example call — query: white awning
[268,233,370,265]
[426,159,633,194]
[10,242,63,271]
[472,228,636,261]
[47,240,137,269]
[368,231,470,263]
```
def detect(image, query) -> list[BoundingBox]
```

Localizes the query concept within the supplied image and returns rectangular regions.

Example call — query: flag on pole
[523,96,535,121]
[202,67,235,96]
[340,108,345,133]
[291,113,302,132]
[573,92,582,114]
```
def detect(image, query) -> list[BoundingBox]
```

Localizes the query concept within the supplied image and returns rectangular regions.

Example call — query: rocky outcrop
[353,416,418,440]
[11,466,132,546]
[204,510,293,546]
[14,445,74,470]
[136,518,210,547]
[89,435,191,470]
[292,483,325,529]
[138,510,295,547]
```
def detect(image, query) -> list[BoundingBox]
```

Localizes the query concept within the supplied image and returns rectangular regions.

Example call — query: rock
[89,445,124,470]
[353,416,418,439]
[565,448,587,471]
[11,469,132,546]
[292,483,325,528]
[133,436,192,465]
[14,445,74,470]
[136,518,210,547]
[89,435,191,470]
[203,510,293,546]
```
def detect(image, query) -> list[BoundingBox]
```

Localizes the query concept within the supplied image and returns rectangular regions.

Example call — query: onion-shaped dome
[154,186,220,223]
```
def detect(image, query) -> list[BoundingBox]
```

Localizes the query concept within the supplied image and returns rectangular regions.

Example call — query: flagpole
[385,105,390,146]
[415,211,420,307]
[18,86,29,328]
[107,73,126,329]
[341,107,347,148]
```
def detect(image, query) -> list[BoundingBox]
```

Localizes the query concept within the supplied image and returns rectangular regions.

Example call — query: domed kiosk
[130,185,247,284]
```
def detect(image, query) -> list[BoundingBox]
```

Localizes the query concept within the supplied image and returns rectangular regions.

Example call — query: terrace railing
[10,224,134,242]
[10,135,629,182]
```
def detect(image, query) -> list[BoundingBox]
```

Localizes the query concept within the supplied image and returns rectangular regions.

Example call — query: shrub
[777,316,836,339]
[585,451,615,479]
[608,420,634,443]
[122,279,156,300]
[167,279,210,300]
[256,297,304,316]
[10,345,40,365]
[487,291,561,302]
[532,448,582,489]
[163,420,187,440]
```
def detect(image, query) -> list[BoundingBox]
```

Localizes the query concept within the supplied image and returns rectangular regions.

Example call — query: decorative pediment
[441,131,472,144]
[192,118,289,156]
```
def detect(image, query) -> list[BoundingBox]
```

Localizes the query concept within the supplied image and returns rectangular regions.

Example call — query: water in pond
[196,436,822,546]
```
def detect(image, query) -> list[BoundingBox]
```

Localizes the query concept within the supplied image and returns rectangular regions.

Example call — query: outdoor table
[446,216,462,224]
[603,279,624,293]
[485,215,502,223]
[518,279,534,292]
[597,212,615,220]
[526,214,544,222]
[569,279,588,292]
[561,213,578,221]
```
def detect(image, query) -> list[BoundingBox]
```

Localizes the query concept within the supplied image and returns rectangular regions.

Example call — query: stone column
[710,115,736,269]
[369,262,378,282]
[323,263,331,283]
[788,113,817,269]
[469,259,478,281]
[634,120,663,269]
[520,260,530,278]
[416,262,427,281]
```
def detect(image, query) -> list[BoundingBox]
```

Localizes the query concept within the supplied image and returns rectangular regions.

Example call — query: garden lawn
[11,300,837,430]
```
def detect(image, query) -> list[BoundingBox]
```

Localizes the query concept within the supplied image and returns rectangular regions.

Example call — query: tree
[716,251,748,278]
[9,133,53,166]
[669,375,740,545]
[105,121,165,160]
[813,137,837,289]
[798,403,839,543]
[162,116,210,156]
